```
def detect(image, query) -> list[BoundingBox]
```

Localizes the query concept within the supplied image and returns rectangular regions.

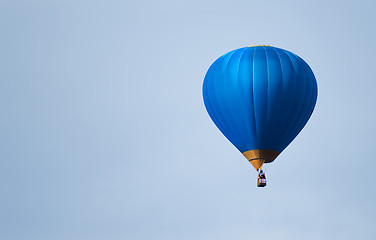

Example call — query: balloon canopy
[202,45,317,171]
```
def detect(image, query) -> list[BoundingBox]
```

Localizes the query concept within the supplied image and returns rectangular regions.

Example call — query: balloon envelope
[202,46,317,170]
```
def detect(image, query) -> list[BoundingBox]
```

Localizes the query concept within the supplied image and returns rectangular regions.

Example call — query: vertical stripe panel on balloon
[203,60,227,137]
[278,51,306,151]
[238,47,257,152]
[282,52,310,148]
[288,59,317,145]
[264,47,283,150]
[272,48,297,152]
[222,48,249,151]
[203,56,235,145]
[213,51,241,147]
[253,47,268,149]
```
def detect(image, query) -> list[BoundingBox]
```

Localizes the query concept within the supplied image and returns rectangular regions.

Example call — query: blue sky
[1,0,375,239]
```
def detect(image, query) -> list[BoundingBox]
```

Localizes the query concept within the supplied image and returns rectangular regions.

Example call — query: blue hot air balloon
[202,45,317,185]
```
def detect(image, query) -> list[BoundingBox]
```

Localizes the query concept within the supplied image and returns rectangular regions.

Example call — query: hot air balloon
[202,45,317,187]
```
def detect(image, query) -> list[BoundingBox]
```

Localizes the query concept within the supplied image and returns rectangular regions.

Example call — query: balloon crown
[248,45,273,47]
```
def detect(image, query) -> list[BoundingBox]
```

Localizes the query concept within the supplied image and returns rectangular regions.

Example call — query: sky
[0,0,376,239]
